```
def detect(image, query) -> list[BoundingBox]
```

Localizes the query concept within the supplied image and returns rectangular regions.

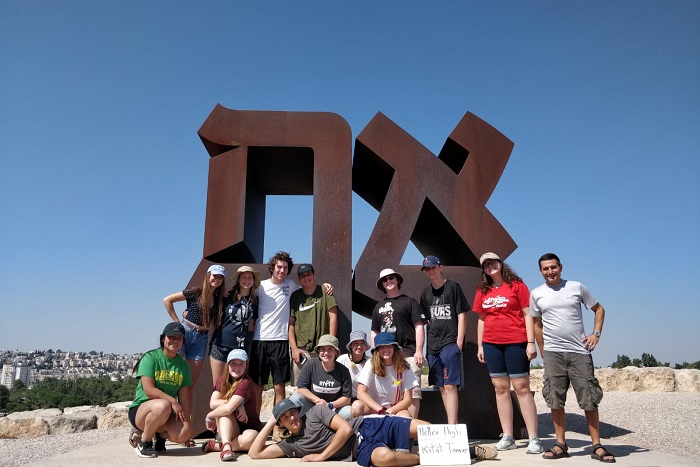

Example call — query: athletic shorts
[482,342,530,378]
[542,351,603,411]
[128,405,141,431]
[427,342,462,387]
[249,340,290,385]
[404,356,423,399]
[356,415,412,467]
[209,342,234,363]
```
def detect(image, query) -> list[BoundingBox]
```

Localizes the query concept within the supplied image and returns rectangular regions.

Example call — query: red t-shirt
[213,375,263,430]
[473,280,530,344]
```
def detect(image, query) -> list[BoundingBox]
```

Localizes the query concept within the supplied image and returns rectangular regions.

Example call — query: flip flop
[542,442,569,460]
[591,444,616,463]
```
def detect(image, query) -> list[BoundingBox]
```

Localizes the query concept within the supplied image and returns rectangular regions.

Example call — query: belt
[182,319,208,334]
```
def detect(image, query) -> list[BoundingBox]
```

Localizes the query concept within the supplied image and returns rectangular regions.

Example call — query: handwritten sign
[417,424,471,465]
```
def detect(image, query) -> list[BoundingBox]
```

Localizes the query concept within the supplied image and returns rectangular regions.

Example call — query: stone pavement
[23,431,696,467]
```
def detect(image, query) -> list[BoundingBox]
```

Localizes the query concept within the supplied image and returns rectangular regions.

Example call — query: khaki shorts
[405,356,423,399]
[542,351,603,411]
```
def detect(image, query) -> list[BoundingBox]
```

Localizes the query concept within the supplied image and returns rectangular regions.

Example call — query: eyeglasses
[482,260,499,269]
[381,275,396,283]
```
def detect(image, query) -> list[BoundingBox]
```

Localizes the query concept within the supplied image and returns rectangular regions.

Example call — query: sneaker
[494,433,516,451]
[135,440,158,458]
[154,433,167,453]
[473,444,498,460]
[526,436,543,454]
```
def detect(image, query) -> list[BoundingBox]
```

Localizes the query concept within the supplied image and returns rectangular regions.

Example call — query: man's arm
[456,312,466,351]
[533,317,544,357]
[300,414,354,462]
[414,322,425,367]
[249,417,285,459]
[328,306,338,336]
[289,316,301,364]
[582,303,605,352]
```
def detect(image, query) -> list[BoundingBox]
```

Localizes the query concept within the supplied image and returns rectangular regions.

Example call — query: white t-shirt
[254,278,298,341]
[529,279,598,354]
[357,361,418,407]
[337,353,368,397]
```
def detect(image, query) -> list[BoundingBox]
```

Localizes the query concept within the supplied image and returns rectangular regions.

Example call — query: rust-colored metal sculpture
[185,105,520,438]
[352,111,518,438]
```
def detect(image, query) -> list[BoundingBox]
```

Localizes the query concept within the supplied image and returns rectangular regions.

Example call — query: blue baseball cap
[227,349,248,362]
[207,264,226,276]
[421,255,442,270]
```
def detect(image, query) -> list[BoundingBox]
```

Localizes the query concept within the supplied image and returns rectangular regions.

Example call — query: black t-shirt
[371,294,426,355]
[421,279,469,354]
[296,358,352,403]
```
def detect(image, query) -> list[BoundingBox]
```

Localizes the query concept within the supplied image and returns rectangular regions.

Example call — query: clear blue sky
[1,2,698,367]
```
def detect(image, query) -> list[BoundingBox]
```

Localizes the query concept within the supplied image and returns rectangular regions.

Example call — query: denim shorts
[482,342,529,378]
[179,325,208,361]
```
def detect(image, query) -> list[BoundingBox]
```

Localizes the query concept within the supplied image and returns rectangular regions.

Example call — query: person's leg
[491,376,513,436]
[134,399,172,441]
[270,340,291,405]
[405,356,422,418]
[248,341,269,414]
[351,399,370,417]
[234,429,259,451]
[209,344,229,387]
[439,343,463,425]
[541,351,569,458]
[370,447,420,467]
[218,414,235,446]
[512,376,538,439]
[585,408,600,445]
[440,385,459,424]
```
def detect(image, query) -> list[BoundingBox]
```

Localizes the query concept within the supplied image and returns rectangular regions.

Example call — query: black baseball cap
[297,264,315,276]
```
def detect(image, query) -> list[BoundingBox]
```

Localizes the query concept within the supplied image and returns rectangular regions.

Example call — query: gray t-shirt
[529,280,598,354]
[296,358,352,403]
[277,405,363,460]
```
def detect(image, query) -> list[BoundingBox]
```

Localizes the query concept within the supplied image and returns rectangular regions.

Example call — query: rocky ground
[1,392,698,466]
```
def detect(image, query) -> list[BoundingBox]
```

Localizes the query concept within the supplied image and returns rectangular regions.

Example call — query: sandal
[542,442,569,460]
[184,439,196,448]
[220,442,235,462]
[128,428,142,448]
[591,444,616,463]
[202,440,221,452]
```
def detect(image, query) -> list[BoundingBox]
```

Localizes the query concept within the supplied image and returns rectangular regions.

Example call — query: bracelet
[328,402,333,410]
[377,407,387,415]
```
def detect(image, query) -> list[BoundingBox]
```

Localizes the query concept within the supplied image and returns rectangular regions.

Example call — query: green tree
[611,354,632,368]
[0,384,9,410]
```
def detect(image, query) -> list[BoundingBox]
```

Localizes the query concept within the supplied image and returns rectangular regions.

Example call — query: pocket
[588,377,603,406]
[542,377,552,405]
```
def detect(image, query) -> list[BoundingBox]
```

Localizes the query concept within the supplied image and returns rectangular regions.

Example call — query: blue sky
[1,2,698,367]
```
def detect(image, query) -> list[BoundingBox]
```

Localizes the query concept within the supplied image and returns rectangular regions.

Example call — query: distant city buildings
[0,348,142,388]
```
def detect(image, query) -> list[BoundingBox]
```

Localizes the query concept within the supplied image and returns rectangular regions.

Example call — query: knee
[351,400,365,417]
[493,384,510,396]
[443,384,457,394]
[150,399,172,417]
[370,447,395,466]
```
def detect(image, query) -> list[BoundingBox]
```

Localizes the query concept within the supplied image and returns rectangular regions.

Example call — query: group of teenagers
[127,250,616,464]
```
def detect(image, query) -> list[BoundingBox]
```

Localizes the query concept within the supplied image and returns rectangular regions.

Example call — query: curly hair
[267,251,294,276]
[477,260,524,294]
[370,345,409,377]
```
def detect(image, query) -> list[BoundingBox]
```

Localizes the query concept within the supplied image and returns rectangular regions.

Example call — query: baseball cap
[272,398,302,424]
[346,330,369,352]
[227,348,248,362]
[162,322,185,339]
[421,255,442,270]
[479,252,501,266]
[371,332,402,353]
[207,264,227,277]
[314,334,340,354]
[297,264,315,276]
[376,268,404,292]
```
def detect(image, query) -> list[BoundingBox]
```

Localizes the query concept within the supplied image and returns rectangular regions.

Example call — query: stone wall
[1,368,697,439]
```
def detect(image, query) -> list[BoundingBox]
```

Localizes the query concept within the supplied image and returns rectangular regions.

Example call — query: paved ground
[23,431,696,467]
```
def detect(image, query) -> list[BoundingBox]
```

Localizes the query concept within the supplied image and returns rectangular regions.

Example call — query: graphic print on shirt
[298,300,318,312]
[312,380,341,394]
[430,294,452,320]
[378,302,396,334]
[482,295,509,309]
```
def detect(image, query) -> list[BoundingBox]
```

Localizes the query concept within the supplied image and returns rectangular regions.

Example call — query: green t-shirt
[290,286,337,351]
[130,349,192,408]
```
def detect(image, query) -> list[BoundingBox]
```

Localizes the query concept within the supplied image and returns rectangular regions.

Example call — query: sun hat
[371,332,402,353]
[162,322,186,339]
[479,252,501,266]
[346,330,369,352]
[314,334,340,354]
[233,265,260,289]
[421,255,442,270]
[272,398,302,424]
[297,264,315,277]
[227,348,248,362]
[376,268,404,292]
[207,264,227,277]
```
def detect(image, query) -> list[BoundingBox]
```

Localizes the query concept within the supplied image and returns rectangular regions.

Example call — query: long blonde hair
[199,272,225,329]
[370,346,409,377]
[219,362,247,401]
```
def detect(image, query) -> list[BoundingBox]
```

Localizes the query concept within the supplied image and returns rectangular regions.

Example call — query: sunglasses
[381,275,396,283]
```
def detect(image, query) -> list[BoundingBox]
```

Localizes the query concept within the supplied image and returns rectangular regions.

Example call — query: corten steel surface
[186,105,352,435]
[352,111,519,438]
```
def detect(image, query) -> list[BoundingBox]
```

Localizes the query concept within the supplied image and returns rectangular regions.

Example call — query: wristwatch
[593,330,601,337]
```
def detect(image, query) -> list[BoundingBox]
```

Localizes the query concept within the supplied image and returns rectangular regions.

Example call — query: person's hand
[322,282,334,295]
[582,334,600,352]
[477,346,485,363]
[314,399,326,406]
[182,309,189,320]
[171,400,185,421]
[235,406,248,423]
[291,348,302,365]
[526,343,537,361]
[414,351,424,367]
[300,453,326,462]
